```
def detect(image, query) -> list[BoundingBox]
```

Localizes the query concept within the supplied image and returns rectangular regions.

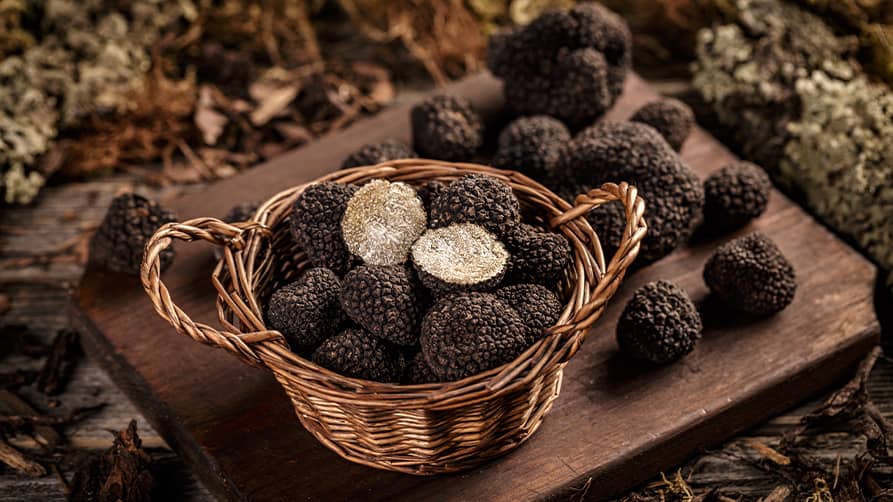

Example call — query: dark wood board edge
[547,324,881,500]
[69,296,248,502]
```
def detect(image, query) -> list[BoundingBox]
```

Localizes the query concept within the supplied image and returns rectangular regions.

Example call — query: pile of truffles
[268,174,571,383]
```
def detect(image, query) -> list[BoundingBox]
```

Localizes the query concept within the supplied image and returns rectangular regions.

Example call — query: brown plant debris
[36,330,82,396]
[69,420,154,502]
[0,437,46,477]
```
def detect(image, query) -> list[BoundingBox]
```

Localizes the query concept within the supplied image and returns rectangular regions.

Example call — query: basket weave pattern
[141,159,646,474]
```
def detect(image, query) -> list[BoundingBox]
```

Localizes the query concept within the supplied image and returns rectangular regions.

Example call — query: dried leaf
[351,61,394,105]
[194,85,228,145]
[250,83,299,126]
[36,330,82,396]
[0,439,45,477]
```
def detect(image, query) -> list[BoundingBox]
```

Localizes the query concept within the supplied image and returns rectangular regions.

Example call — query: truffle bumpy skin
[341,139,417,169]
[703,231,796,316]
[703,161,772,231]
[495,284,562,344]
[616,280,702,364]
[312,328,405,383]
[340,265,422,345]
[403,352,441,385]
[223,201,260,223]
[266,268,343,350]
[410,95,483,162]
[503,223,573,286]
[89,193,177,275]
[492,115,571,179]
[415,180,447,214]
[340,180,427,266]
[486,2,631,126]
[411,223,509,294]
[289,182,357,275]
[553,121,704,264]
[421,293,530,381]
[428,174,521,239]
[629,98,695,152]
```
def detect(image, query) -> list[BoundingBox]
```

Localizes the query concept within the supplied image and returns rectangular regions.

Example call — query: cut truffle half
[411,223,509,294]
[616,280,702,364]
[340,264,422,345]
[341,179,427,266]
[703,231,796,316]
[89,193,177,275]
[311,328,405,383]
[266,268,343,350]
[421,293,529,381]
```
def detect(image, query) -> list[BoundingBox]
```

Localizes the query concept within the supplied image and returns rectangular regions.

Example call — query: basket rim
[142,159,647,410]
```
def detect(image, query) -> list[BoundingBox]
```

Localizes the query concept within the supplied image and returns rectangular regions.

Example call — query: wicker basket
[141,159,646,475]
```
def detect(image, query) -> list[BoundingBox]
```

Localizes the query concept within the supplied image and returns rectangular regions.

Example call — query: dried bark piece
[69,420,154,502]
[0,438,45,477]
[36,330,81,396]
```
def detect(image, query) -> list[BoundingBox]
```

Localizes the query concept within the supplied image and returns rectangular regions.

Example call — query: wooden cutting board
[70,73,880,501]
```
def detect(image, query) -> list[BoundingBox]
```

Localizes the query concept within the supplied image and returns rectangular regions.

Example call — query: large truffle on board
[503,223,573,286]
[341,139,417,169]
[616,280,702,364]
[411,223,509,294]
[266,268,343,350]
[411,95,484,161]
[703,232,796,316]
[428,174,521,239]
[89,193,177,275]
[289,182,357,275]
[340,264,422,345]
[492,115,571,179]
[312,328,405,383]
[486,2,631,127]
[630,98,695,151]
[553,121,703,264]
[421,293,529,381]
[341,180,426,266]
[703,161,772,232]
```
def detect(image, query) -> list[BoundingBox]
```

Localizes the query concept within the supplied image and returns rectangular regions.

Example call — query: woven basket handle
[548,182,647,355]
[141,217,283,368]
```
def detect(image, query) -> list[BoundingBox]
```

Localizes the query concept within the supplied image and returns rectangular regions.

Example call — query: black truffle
[703,232,796,316]
[341,139,417,169]
[486,2,631,127]
[410,95,483,161]
[312,328,405,382]
[415,180,447,214]
[428,174,521,238]
[223,202,260,223]
[616,280,702,364]
[492,115,571,179]
[553,121,704,264]
[629,98,695,151]
[267,268,343,350]
[289,182,357,275]
[703,161,772,232]
[503,223,572,286]
[403,352,441,385]
[421,293,529,380]
[341,265,422,345]
[496,284,562,343]
[89,193,177,275]
[411,223,509,294]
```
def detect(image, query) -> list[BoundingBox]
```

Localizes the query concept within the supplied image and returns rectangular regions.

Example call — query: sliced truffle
[703,232,796,316]
[486,3,631,127]
[503,223,573,286]
[496,284,562,343]
[421,293,529,380]
[492,115,571,179]
[341,180,426,266]
[289,182,357,275]
[616,280,702,364]
[410,95,484,161]
[341,139,417,169]
[267,268,343,350]
[341,264,422,345]
[703,161,772,232]
[312,328,405,383]
[411,223,509,294]
[403,352,441,385]
[428,174,520,238]
[89,193,177,275]
[630,98,695,151]
[553,121,704,264]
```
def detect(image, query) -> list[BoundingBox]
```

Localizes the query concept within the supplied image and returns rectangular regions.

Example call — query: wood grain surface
[69,73,880,501]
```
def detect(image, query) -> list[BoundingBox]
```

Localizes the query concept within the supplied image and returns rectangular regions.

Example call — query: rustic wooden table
[1,82,890,501]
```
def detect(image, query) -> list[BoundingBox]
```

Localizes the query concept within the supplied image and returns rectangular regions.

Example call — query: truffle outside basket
[141,159,646,475]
